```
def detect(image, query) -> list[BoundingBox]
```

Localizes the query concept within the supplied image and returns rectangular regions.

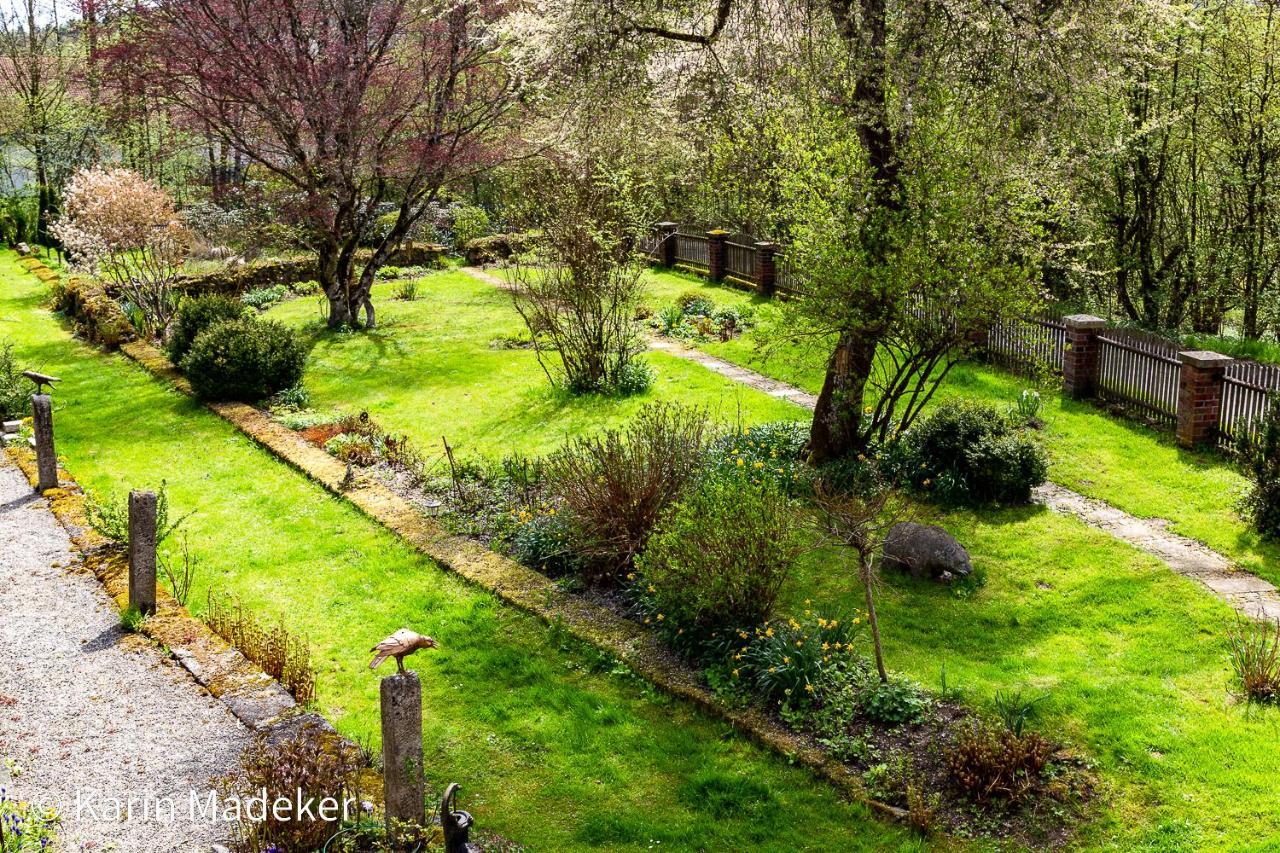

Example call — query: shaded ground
[0,458,250,852]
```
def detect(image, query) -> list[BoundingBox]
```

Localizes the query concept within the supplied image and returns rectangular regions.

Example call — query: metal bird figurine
[22,371,60,395]
[369,628,438,672]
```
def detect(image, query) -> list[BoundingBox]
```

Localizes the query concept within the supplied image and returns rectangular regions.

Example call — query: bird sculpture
[21,371,60,395]
[369,628,438,672]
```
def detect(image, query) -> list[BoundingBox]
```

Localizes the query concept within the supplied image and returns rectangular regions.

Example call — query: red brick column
[657,222,678,268]
[1176,350,1233,448]
[707,230,728,282]
[1062,315,1108,399]
[754,241,778,297]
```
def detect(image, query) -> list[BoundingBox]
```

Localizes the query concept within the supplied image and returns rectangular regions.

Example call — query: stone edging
[3,446,329,736]
[14,256,908,823]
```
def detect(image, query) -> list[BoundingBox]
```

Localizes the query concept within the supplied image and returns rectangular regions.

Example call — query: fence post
[657,222,678,268]
[381,670,426,847]
[706,230,728,282]
[1062,315,1108,399]
[30,394,58,493]
[754,242,778,297]
[128,490,158,617]
[1176,351,1233,448]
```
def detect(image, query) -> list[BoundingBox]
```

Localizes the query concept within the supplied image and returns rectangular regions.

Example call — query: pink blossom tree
[51,166,189,336]
[119,0,518,328]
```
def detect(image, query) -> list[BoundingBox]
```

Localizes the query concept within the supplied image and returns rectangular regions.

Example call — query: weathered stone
[2,420,19,434]
[882,522,972,582]
[128,490,158,616]
[31,394,56,492]
[382,671,426,845]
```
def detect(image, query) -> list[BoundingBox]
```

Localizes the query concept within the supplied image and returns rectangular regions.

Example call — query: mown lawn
[0,253,915,852]
[642,269,1280,589]
[262,262,1280,849]
[263,269,804,460]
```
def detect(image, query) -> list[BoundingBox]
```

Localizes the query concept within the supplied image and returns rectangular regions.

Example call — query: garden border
[14,255,911,823]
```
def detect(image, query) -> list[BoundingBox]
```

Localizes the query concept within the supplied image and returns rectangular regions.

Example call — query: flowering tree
[119,0,518,328]
[51,167,189,336]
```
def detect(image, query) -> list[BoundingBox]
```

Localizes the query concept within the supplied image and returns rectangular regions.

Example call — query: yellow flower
[626,572,636,581]
[768,666,777,673]
[765,627,775,638]
[656,613,665,621]
[753,461,764,469]
[736,458,745,467]
[732,668,740,677]
[823,655,831,662]
[782,656,790,664]
[784,688,792,696]
[805,683,815,693]
[734,653,742,660]
[795,640,803,648]
[738,630,749,639]
[647,585,656,593]
[822,642,830,651]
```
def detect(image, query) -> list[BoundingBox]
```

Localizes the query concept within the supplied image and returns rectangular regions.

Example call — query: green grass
[263,269,803,459]
[0,253,915,852]
[645,269,1280,588]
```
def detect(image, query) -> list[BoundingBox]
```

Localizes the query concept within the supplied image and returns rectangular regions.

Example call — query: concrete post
[30,394,57,493]
[754,242,778,297]
[656,222,678,268]
[1176,351,1233,448]
[381,671,425,846]
[1062,315,1108,399]
[706,230,728,282]
[128,490,158,616]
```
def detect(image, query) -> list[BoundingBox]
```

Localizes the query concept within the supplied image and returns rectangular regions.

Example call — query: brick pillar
[657,222,678,268]
[706,230,728,282]
[1176,350,1233,448]
[1062,315,1108,399]
[754,242,778,297]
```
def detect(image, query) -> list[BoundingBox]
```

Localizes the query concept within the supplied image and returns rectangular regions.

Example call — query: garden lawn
[263,269,804,460]
[0,252,915,852]
[644,269,1280,588]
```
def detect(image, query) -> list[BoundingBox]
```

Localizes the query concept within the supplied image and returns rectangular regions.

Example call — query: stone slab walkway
[461,266,1280,622]
[0,458,251,851]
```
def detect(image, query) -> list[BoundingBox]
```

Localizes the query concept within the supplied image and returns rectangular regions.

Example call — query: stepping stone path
[461,266,1280,622]
[0,457,251,851]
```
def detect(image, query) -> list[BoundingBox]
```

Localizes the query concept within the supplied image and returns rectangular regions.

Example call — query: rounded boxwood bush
[166,294,246,362]
[181,317,306,402]
[901,400,1048,505]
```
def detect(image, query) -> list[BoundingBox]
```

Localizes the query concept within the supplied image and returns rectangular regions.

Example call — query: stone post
[128,490,158,616]
[1176,350,1233,448]
[656,222,678,268]
[754,242,778,297]
[706,230,728,282]
[1062,315,1108,400]
[381,671,425,847]
[30,394,57,493]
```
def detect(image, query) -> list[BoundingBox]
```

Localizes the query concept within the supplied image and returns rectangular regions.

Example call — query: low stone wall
[20,257,135,349]
[178,243,447,297]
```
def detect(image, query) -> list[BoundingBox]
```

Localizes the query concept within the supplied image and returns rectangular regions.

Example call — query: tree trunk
[808,331,879,464]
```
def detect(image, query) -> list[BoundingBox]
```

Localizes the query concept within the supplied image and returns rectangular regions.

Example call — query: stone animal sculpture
[369,628,438,672]
[881,521,973,582]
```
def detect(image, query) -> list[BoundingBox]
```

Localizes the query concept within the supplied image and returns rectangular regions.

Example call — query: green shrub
[545,403,709,584]
[613,359,655,396]
[637,476,805,649]
[509,510,579,576]
[241,283,290,310]
[676,290,715,316]
[1239,397,1280,540]
[0,341,27,420]
[375,265,402,280]
[708,421,808,492]
[858,678,929,726]
[451,204,493,251]
[900,400,1048,505]
[166,294,247,362]
[182,318,306,402]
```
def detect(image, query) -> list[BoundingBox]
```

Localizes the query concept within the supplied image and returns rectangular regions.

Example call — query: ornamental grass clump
[545,402,709,584]
[635,475,805,654]
[1227,616,1280,704]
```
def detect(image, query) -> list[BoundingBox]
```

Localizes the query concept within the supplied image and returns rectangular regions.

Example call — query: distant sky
[0,0,80,28]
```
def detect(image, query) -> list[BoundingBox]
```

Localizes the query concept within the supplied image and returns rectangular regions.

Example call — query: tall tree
[125,0,518,327]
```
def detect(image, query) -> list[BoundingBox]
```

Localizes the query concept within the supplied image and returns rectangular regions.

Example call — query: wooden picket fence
[1221,360,1280,449]
[1096,329,1183,426]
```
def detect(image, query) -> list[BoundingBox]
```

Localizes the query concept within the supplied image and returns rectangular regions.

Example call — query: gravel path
[0,458,251,851]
